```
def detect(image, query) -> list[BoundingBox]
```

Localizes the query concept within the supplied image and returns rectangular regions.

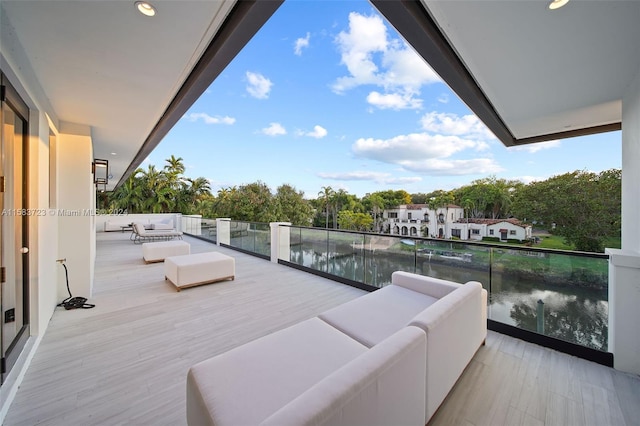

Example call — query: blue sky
[146,0,621,198]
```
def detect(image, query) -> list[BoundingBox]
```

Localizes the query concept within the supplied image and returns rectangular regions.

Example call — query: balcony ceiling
[374,0,640,146]
[1,0,238,189]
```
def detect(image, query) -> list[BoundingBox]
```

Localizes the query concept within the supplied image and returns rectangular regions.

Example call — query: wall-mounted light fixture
[92,159,109,189]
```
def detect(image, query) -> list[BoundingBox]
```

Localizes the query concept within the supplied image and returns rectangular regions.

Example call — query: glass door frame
[0,72,30,384]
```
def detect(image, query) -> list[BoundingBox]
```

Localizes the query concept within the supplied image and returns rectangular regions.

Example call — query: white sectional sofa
[186,271,487,425]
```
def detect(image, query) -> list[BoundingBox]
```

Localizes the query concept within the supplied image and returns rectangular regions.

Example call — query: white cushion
[187,317,368,426]
[142,240,190,262]
[164,252,234,290]
[392,270,460,298]
[319,285,438,348]
[260,326,427,426]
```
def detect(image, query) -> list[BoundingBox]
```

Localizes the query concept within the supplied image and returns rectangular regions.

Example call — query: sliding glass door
[0,73,30,385]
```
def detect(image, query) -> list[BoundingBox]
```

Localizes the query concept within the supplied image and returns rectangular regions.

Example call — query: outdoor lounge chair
[132,222,183,244]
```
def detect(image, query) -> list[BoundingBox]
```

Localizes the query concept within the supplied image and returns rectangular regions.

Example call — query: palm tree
[165,155,185,175]
[318,186,335,228]
[110,174,143,212]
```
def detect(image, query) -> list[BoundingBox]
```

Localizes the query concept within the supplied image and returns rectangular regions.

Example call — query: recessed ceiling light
[111,152,117,155]
[548,0,570,10]
[135,1,156,17]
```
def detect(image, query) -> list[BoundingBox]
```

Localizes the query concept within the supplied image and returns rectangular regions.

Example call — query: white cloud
[246,71,273,99]
[261,122,287,136]
[353,133,478,163]
[508,140,561,153]
[184,112,236,125]
[300,125,328,139]
[398,158,504,176]
[317,171,422,185]
[352,130,502,176]
[366,91,422,110]
[437,94,449,104]
[294,32,310,56]
[332,12,440,110]
[318,171,387,181]
[420,111,495,141]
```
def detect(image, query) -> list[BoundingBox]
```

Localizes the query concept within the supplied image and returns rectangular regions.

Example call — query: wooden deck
[4,232,639,425]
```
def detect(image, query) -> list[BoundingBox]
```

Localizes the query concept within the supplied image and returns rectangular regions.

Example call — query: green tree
[109,172,144,212]
[362,193,385,232]
[337,210,373,231]
[274,184,313,226]
[317,186,335,228]
[511,169,621,252]
[218,181,278,223]
[453,176,522,218]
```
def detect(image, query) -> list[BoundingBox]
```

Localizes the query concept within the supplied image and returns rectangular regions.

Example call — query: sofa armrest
[408,281,487,422]
[260,326,427,426]
[391,271,460,299]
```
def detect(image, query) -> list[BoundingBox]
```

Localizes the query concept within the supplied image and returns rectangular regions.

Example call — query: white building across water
[383,204,532,242]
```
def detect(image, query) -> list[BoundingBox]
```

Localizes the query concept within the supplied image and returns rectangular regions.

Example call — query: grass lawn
[536,235,574,250]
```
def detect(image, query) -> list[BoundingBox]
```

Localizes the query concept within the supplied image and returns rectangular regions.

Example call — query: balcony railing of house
[182,218,612,366]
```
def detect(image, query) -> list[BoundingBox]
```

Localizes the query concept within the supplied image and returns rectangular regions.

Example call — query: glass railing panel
[326,231,365,282]
[201,219,217,243]
[363,235,417,287]
[229,220,249,250]
[253,222,271,257]
[227,220,270,257]
[289,227,329,272]
[414,239,491,290]
[488,248,608,351]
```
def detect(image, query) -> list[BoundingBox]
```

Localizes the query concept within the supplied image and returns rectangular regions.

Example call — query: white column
[215,218,230,246]
[57,123,94,298]
[270,222,291,263]
[607,63,640,374]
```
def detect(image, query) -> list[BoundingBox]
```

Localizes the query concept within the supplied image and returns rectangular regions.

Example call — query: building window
[489,229,494,235]
[423,214,429,222]
[438,213,445,223]
[472,229,480,235]
[389,212,398,219]
[509,230,517,235]
[408,212,412,220]
[451,229,461,238]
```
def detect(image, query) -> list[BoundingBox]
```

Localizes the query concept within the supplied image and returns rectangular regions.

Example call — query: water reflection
[288,240,608,352]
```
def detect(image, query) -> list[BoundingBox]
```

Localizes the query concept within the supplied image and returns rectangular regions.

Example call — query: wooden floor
[4,232,640,425]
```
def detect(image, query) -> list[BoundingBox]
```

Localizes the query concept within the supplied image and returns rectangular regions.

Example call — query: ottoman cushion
[165,252,235,291]
[142,240,190,263]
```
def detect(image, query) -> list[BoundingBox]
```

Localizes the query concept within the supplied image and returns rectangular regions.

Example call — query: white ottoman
[142,240,190,263]
[164,252,235,291]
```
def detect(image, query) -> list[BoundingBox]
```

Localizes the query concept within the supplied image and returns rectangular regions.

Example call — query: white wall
[1,14,64,417]
[607,62,640,374]
[95,213,182,232]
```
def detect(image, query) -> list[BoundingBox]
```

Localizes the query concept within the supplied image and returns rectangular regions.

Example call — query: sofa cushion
[187,317,367,426]
[319,285,438,348]
[260,326,427,426]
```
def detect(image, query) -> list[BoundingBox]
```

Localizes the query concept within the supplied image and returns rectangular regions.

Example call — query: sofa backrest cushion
[391,271,460,299]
